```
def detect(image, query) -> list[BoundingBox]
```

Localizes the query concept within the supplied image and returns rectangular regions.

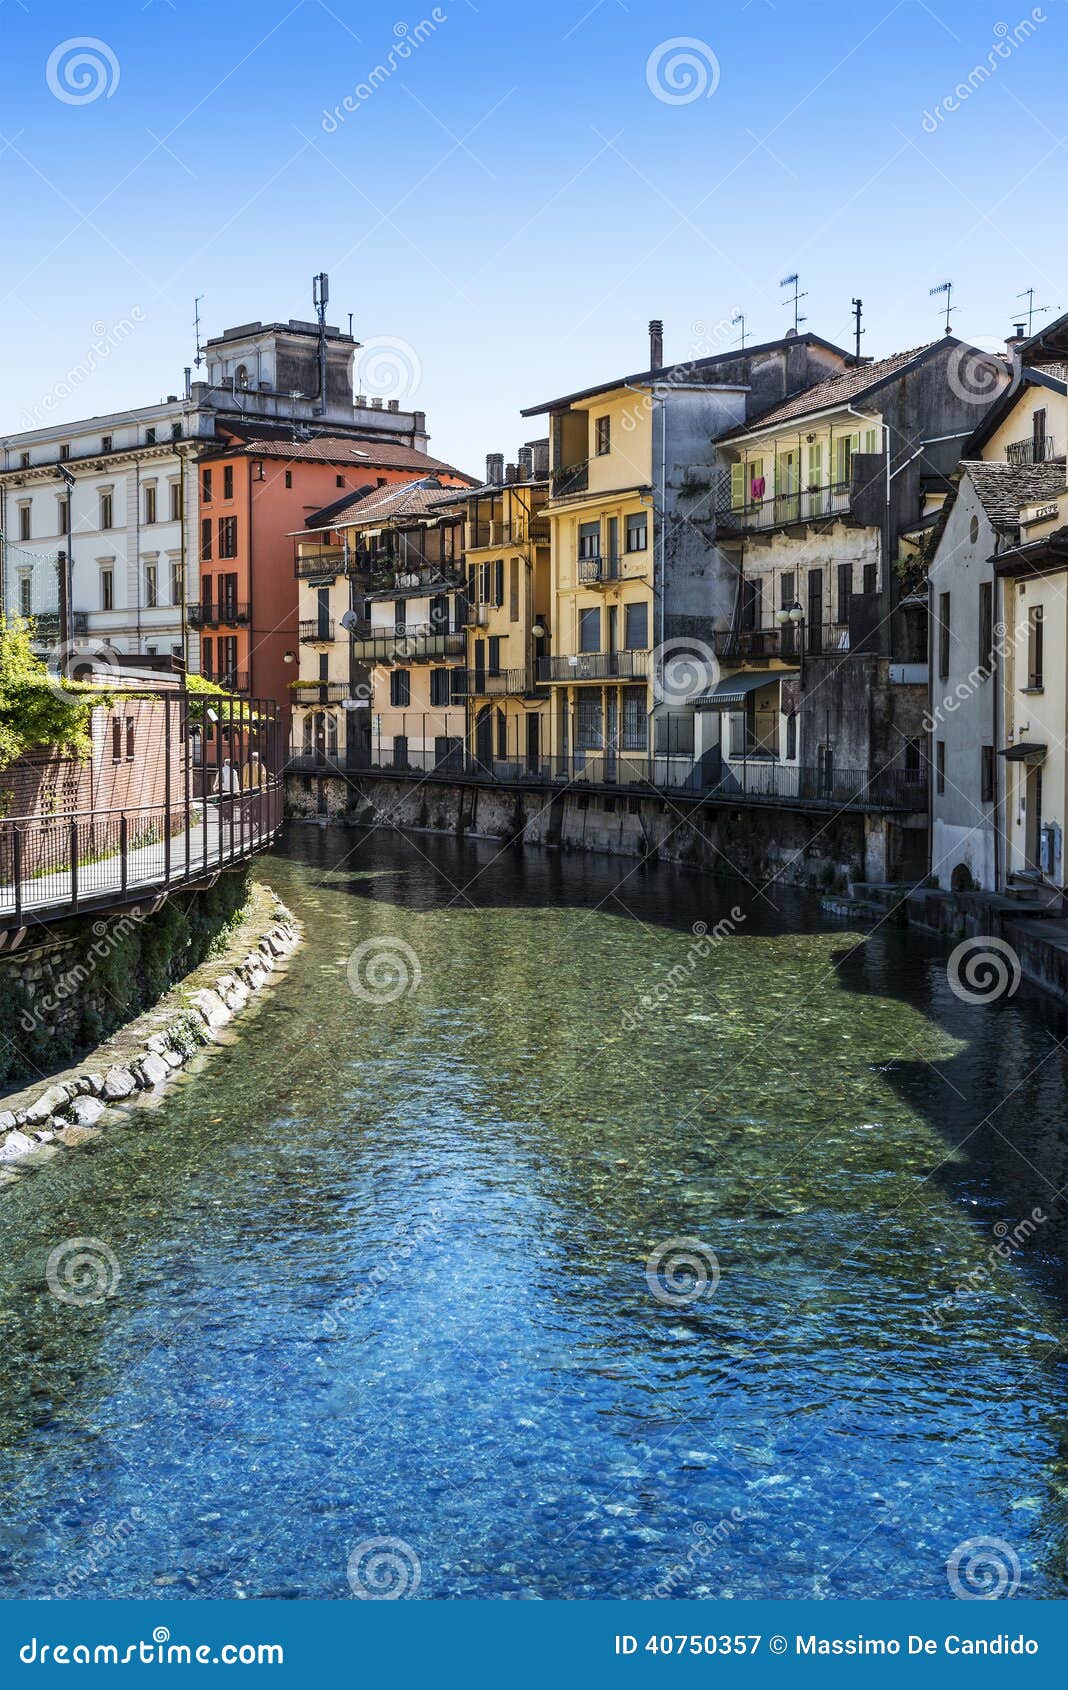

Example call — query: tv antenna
[731,310,746,350]
[313,271,329,415]
[1016,287,1050,337]
[930,280,955,334]
[193,296,205,368]
[780,272,807,333]
[851,297,864,360]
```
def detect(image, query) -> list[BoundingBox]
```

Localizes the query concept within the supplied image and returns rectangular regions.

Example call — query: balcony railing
[577,553,620,585]
[291,681,355,705]
[346,625,466,663]
[295,546,349,578]
[29,610,89,640]
[188,602,250,628]
[461,667,528,696]
[729,482,853,532]
[1006,435,1059,466]
[552,461,589,498]
[538,650,649,683]
[711,622,850,660]
[204,670,250,694]
[299,619,335,643]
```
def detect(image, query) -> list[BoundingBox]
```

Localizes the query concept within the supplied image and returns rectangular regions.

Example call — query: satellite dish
[340,609,359,633]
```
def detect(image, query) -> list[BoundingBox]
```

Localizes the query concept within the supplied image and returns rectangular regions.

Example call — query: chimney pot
[648,318,664,371]
[486,451,504,484]
[517,445,534,479]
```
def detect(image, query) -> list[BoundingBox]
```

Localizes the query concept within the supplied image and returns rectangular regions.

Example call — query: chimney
[387,398,400,413]
[517,445,533,479]
[1006,323,1029,370]
[486,451,504,484]
[529,437,550,476]
[648,319,664,371]
[505,462,518,483]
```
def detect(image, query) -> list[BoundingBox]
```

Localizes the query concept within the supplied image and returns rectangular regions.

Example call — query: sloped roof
[963,364,1068,456]
[717,342,944,440]
[306,477,466,530]
[209,425,475,481]
[966,460,1066,528]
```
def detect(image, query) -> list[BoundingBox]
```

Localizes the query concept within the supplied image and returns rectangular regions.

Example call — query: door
[317,585,331,641]
[607,605,618,675]
[606,517,619,580]
[475,705,494,771]
[474,637,486,694]
[1026,766,1043,870]
[604,690,618,781]
[526,711,540,775]
[807,569,823,654]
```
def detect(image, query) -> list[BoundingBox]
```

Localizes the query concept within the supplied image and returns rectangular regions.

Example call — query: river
[1,824,1066,1600]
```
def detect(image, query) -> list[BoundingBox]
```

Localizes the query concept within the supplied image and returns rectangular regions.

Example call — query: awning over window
[999,741,1048,763]
[693,670,799,710]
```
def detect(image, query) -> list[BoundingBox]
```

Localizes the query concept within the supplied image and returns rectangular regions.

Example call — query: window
[111,719,122,762]
[19,451,29,468]
[496,709,508,760]
[169,558,180,604]
[170,482,181,520]
[779,570,795,611]
[621,686,647,750]
[201,517,212,561]
[336,474,345,488]
[450,669,467,703]
[742,577,762,631]
[905,738,923,778]
[58,498,69,536]
[785,713,797,759]
[494,559,505,606]
[836,562,852,625]
[862,562,877,595]
[285,470,293,489]
[202,636,213,677]
[99,491,113,530]
[171,422,182,441]
[626,512,647,552]
[509,556,520,622]
[981,745,995,803]
[101,568,114,611]
[395,598,407,630]
[126,719,135,760]
[18,504,30,541]
[576,695,602,749]
[101,434,112,453]
[202,468,213,503]
[578,521,600,560]
[595,415,611,455]
[18,574,31,616]
[59,442,70,460]
[145,427,156,445]
[969,515,980,544]
[223,465,234,500]
[144,484,157,524]
[429,593,449,634]
[656,713,694,755]
[579,606,600,652]
[936,740,945,795]
[488,635,502,676]
[390,669,411,707]
[624,601,648,649]
[218,516,238,558]
[430,668,450,707]
[145,563,158,608]
[1028,604,1044,688]
[938,592,951,679]
[978,581,993,675]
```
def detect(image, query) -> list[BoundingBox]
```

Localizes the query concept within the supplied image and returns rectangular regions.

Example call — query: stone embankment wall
[286,770,873,893]
[0,889,299,1176]
[0,869,253,1092]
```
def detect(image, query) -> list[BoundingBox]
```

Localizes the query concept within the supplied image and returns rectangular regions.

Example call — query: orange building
[191,428,473,723]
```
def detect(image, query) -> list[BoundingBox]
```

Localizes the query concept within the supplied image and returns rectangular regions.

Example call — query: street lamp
[775,599,806,686]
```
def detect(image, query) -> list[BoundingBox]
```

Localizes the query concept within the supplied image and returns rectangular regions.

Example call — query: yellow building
[446,445,552,774]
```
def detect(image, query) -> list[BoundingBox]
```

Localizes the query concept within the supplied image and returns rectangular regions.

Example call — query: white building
[0,309,430,673]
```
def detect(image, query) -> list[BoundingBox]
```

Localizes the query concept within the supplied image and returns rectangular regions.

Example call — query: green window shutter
[730,462,745,507]
[864,426,878,454]
[807,442,822,486]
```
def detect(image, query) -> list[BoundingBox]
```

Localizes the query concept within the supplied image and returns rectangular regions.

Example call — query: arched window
[235,364,249,390]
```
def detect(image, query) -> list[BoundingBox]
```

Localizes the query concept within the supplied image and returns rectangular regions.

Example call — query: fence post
[69,818,79,915]
[164,694,172,882]
[13,827,22,928]
[120,814,128,898]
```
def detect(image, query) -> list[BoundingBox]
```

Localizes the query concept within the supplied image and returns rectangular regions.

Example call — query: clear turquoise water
[0,824,1066,1600]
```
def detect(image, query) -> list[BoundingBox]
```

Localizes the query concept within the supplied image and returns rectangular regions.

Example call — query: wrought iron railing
[538,650,649,682]
[1006,435,1059,466]
[188,602,250,628]
[729,482,853,531]
[299,619,335,642]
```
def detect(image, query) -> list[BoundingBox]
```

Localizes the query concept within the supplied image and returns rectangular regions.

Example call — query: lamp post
[776,599,806,688]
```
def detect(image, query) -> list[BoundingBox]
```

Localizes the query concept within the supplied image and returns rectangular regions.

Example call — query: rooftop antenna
[312,270,329,414]
[193,296,204,368]
[1016,287,1050,337]
[731,310,746,350]
[347,311,354,337]
[930,280,955,335]
[780,272,807,333]
[851,297,864,360]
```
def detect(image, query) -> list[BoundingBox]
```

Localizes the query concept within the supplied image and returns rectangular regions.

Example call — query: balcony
[538,650,649,683]
[188,602,250,628]
[346,623,466,663]
[551,461,589,499]
[291,681,354,705]
[466,519,552,551]
[299,619,335,643]
[1006,435,1060,466]
[577,553,620,585]
[295,546,349,579]
[729,482,853,533]
[461,667,528,697]
[29,610,89,640]
[712,623,850,660]
[204,671,250,694]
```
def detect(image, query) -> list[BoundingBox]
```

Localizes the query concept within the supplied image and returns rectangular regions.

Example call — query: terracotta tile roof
[306,477,467,530]
[717,343,940,440]
[209,426,476,481]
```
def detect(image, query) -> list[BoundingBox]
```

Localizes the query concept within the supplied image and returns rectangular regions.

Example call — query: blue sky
[1,0,1066,472]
